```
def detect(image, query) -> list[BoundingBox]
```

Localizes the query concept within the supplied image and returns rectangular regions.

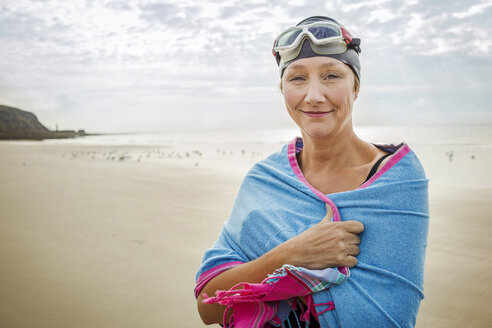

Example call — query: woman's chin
[300,123,337,139]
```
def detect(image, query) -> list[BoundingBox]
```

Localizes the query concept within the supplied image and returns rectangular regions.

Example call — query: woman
[195,16,429,328]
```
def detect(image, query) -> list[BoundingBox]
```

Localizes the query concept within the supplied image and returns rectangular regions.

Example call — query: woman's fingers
[346,233,361,246]
[345,255,358,267]
[341,220,364,234]
[348,244,360,257]
[321,205,364,236]
[287,206,365,269]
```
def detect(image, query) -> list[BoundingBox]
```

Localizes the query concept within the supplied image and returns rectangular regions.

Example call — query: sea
[36,125,491,145]
[39,125,492,188]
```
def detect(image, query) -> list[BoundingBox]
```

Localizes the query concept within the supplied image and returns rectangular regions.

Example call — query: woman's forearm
[197,243,290,325]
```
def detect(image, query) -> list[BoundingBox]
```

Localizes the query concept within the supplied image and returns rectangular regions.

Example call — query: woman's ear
[353,74,360,100]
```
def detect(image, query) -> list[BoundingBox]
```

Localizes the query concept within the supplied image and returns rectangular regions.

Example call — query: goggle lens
[307,25,339,40]
[275,29,302,48]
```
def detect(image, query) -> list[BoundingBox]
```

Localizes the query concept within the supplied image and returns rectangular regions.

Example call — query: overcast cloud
[0,0,491,132]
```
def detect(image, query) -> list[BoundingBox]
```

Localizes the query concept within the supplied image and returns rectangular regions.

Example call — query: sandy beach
[0,138,491,327]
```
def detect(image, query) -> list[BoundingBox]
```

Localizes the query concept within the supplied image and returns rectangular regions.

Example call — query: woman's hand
[277,204,364,269]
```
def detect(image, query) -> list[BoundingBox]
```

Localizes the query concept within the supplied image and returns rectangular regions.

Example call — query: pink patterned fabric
[202,265,348,328]
[195,261,244,298]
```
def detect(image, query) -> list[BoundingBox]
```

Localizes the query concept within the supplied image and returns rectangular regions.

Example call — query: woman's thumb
[323,203,334,222]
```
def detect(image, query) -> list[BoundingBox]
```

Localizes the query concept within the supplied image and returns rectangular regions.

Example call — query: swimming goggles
[272,21,361,64]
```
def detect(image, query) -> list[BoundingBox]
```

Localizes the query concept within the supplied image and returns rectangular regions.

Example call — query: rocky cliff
[0,105,80,140]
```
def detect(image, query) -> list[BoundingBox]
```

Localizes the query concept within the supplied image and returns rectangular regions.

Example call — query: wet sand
[0,142,491,327]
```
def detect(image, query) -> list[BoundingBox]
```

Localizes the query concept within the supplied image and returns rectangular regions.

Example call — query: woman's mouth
[302,110,333,118]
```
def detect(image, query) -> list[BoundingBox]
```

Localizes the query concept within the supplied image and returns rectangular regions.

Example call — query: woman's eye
[325,73,339,80]
[289,75,306,82]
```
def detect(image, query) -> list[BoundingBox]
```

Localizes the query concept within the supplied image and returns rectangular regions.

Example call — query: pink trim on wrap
[194,261,244,298]
[287,140,342,222]
[359,143,410,189]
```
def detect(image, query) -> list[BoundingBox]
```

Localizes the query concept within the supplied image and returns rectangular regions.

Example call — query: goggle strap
[348,38,361,54]
[341,27,352,44]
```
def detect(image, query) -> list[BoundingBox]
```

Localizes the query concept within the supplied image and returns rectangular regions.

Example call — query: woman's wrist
[268,240,297,268]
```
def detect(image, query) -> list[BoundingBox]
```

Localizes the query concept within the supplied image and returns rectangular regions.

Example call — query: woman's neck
[299,128,375,176]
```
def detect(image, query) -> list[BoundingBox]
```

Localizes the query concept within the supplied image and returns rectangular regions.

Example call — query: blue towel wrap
[196,137,429,327]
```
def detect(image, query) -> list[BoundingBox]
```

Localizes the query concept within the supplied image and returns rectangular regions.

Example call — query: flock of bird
[55,147,265,166]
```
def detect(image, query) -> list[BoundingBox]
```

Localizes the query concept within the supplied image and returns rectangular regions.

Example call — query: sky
[0,0,491,133]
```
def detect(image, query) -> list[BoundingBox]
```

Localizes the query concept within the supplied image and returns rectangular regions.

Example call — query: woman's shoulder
[374,142,427,180]
[238,141,304,193]
[247,142,290,175]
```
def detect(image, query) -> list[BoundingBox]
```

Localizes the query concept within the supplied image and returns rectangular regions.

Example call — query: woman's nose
[304,81,325,105]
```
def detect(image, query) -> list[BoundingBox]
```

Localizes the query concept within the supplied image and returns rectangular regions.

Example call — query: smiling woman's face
[281,56,358,140]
